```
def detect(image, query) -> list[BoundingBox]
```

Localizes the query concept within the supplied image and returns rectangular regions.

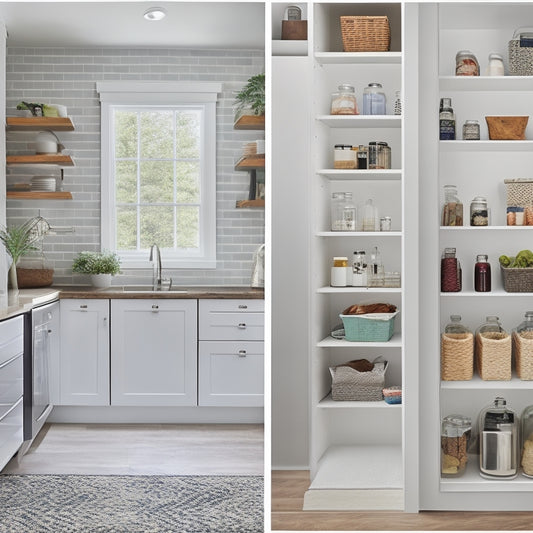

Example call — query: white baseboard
[303,489,404,511]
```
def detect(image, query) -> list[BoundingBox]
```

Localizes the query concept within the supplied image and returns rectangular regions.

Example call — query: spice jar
[333,144,356,169]
[487,53,505,76]
[462,120,480,140]
[330,192,356,231]
[357,145,368,169]
[380,216,392,231]
[441,247,462,292]
[377,141,391,169]
[442,185,464,226]
[331,84,358,115]
[331,257,348,287]
[520,405,533,477]
[363,82,386,115]
[470,197,488,226]
[441,414,471,477]
[474,254,491,292]
[455,50,480,76]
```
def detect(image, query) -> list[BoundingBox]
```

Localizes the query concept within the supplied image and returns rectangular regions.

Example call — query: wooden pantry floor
[3,423,263,476]
[271,470,533,531]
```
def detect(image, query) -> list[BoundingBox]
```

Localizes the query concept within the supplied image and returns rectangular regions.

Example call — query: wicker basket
[441,332,474,381]
[513,330,533,380]
[475,332,512,381]
[505,178,533,208]
[509,29,533,76]
[500,264,533,292]
[329,360,387,401]
[339,312,397,342]
[340,16,390,52]
[16,267,54,288]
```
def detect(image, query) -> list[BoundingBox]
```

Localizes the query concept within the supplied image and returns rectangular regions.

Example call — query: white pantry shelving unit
[419,1,533,511]
[303,1,420,513]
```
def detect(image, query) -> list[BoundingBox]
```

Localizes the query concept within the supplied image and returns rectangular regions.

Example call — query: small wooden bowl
[485,116,529,140]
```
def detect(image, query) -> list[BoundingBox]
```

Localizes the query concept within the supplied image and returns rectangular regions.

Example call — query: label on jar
[440,120,456,140]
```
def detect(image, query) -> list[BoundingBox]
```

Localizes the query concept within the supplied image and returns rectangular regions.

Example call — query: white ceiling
[0,1,265,49]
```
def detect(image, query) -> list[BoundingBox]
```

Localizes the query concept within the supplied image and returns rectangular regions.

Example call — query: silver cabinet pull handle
[152,304,159,312]
[238,350,247,357]
[103,317,107,324]
[80,304,88,311]
[238,323,246,329]
[238,305,248,309]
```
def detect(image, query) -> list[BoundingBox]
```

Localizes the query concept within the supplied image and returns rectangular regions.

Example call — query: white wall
[0,21,6,310]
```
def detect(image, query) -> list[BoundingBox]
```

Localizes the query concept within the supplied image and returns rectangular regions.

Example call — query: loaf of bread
[339,359,375,372]
[342,303,397,315]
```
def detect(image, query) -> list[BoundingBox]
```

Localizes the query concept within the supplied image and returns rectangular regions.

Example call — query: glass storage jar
[456,50,480,76]
[362,82,386,115]
[478,397,518,479]
[442,185,463,226]
[474,254,491,292]
[441,315,474,381]
[331,84,358,115]
[331,257,348,287]
[377,141,391,169]
[441,414,471,477]
[463,120,480,140]
[513,311,533,380]
[520,405,533,477]
[361,198,378,231]
[330,192,356,231]
[487,53,505,76]
[439,97,456,140]
[352,250,367,287]
[441,247,462,292]
[470,196,488,226]
[357,145,368,169]
[368,141,378,169]
[333,144,356,169]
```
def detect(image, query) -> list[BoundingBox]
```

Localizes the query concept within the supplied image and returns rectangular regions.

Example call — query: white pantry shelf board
[317,286,401,294]
[314,51,402,65]
[316,231,402,237]
[317,169,402,180]
[439,76,533,92]
[440,226,533,231]
[440,290,533,297]
[440,140,533,152]
[318,394,402,409]
[317,334,402,348]
[441,374,533,390]
[317,115,402,128]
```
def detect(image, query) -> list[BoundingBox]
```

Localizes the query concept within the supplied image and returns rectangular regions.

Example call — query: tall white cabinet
[419,2,533,511]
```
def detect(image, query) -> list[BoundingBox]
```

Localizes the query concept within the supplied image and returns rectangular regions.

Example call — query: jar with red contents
[474,254,491,292]
[441,248,462,292]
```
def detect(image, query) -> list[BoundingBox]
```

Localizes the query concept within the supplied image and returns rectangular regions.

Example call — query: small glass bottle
[441,414,471,477]
[520,404,533,477]
[440,98,456,140]
[377,141,391,169]
[463,120,480,140]
[362,199,378,231]
[368,245,384,287]
[355,145,367,169]
[330,192,356,231]
[476,315,505,336]
[470,197,489,226]
[474,254,491,292]
[368,141,378,169]
[441,247,462,292]
[442,185,464,226]
[331,257,348,287]
[517,311,533,337]
[352,250,367,287]
[331,84,358,115]
[363,82,386,115]
[487,53,505,76]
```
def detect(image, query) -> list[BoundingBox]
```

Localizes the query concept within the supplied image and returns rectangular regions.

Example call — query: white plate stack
[31,176,56,192]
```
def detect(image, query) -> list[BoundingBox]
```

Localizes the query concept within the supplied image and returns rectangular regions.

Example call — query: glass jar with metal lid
[331,84,358,115]
[456,50,480,76]
[520,404,533,477]
[441,414,471,477]
[377,141,391,169]
[463,120,480,140]
[487,53,505,76]
[330,192,356,231]
[363,82,386,115]
[470,196,488,226]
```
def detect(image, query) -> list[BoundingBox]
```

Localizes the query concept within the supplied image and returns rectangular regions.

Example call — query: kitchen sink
[121,285,187,293]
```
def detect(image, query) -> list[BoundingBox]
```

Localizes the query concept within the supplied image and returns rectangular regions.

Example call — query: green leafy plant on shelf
[234,73,265,117]
[72,250,121,275]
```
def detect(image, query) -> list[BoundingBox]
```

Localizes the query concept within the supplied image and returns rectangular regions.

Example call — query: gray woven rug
[0,474,263,533]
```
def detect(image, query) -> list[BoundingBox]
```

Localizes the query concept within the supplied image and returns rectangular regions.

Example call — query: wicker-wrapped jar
[513,311,533,380]
[441,315,474,381]
[475,316,512,381]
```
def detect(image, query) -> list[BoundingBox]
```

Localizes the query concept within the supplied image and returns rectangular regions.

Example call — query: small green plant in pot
[72,250,121,288]
[0,219,40,305]
[234,73,265,119]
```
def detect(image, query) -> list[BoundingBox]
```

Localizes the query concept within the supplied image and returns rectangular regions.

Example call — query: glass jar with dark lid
[441,414,471,477]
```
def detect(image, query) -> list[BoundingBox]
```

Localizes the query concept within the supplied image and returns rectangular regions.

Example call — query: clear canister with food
[377,141,391,169]
[470,197,489,226]
[463,120,480,140]
[521,405,533,477]
[331,84,358,115]
[456,50,480,76]
[441,414,471,477]
[330,192,356,231]
[333,144,356,169]
[362,82,386,115]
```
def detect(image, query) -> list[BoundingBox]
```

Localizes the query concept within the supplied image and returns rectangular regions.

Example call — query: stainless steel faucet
[149,244,162,290]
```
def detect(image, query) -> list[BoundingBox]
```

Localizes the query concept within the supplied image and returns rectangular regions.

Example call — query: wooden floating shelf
[234,155,265,170]
[235,199,265,208]
[6,154,74,166]
[233,114,265,130]
[6,116,75,131]
[7,191,72,200]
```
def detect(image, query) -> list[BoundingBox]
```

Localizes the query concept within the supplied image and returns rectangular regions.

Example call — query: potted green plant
[72,250,121,288]
[234,73,265,124]
[0,219,39,305]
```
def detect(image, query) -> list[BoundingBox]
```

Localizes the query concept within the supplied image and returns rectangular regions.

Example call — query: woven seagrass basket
[475,332,512,381]
[441,332,474,381]
[329,360,388,401]
[500,265,533,292]
[340,16,390,52]
[513,330,533,380]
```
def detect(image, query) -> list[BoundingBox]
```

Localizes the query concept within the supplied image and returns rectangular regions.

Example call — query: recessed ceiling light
[144,7,167,21]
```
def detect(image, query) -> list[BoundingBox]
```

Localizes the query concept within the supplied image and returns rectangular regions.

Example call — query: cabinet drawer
[0,353,23,419]
[0,397,23,471]
[0,316,23,366]
[198,341,264,407]
[199,300,264,341]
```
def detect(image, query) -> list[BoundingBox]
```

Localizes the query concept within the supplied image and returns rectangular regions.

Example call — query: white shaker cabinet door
[111,299,197,406]
[198,341,264,407]
[59,299,110,406]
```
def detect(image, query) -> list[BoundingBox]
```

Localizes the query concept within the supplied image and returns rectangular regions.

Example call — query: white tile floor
[3,423,264,476]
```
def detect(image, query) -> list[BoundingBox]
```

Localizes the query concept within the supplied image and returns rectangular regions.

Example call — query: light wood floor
[271,470,533,531]
[3,423,263,476]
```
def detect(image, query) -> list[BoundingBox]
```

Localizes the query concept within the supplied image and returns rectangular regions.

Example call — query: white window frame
[97,81,221,269]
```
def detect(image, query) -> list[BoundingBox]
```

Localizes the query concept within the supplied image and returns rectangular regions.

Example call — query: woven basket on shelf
[340,16,391,52]
[504,178,533,208]
[441,332,474,381]
[329,360,387,401]
[475,332,512,381]
[500,265,533,292]
[513,331,533,380]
